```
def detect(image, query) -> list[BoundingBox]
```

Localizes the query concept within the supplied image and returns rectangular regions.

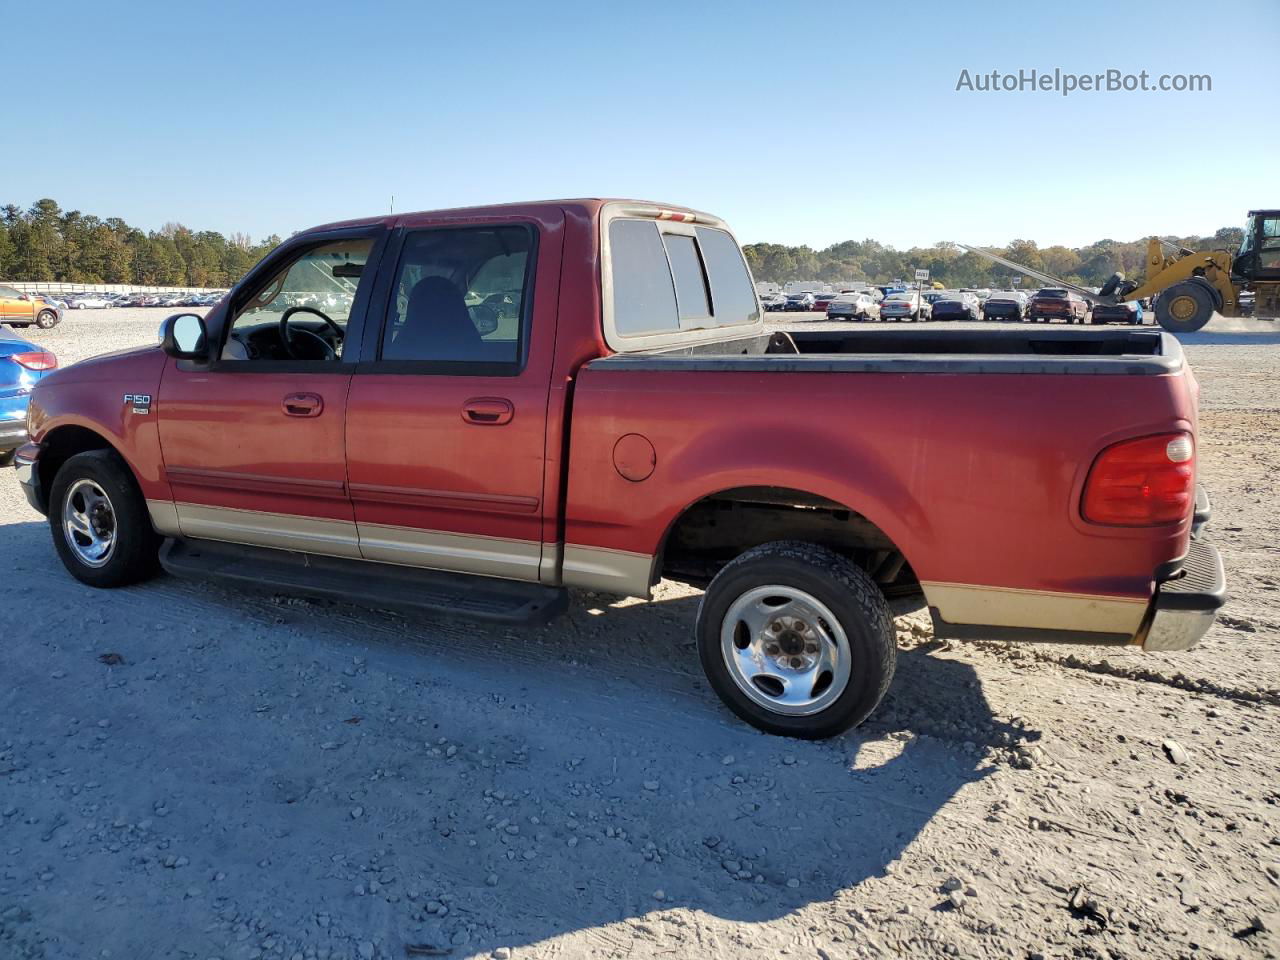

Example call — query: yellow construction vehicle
[959,209,1280,333]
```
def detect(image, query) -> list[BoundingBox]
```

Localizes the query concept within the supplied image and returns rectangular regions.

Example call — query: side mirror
[161,313,208,360]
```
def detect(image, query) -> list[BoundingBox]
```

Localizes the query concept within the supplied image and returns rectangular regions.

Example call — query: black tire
[35,310,59,329]
[1098,272,1124,297]
[48,450,161,588]
[1154,282,1214,333]
[0,449,14,467]
[695,541,896,739]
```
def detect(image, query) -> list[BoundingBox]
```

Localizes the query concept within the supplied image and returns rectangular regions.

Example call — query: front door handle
[282,392,324,417]
[462,397,513,426]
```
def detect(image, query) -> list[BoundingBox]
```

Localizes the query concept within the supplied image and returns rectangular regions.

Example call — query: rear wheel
[696,541,896,739]
[1155,282,1214,333]
[48,450,161,588]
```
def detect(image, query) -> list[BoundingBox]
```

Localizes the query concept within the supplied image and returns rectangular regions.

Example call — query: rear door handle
[282,392,324,417]
[462,397,513,425]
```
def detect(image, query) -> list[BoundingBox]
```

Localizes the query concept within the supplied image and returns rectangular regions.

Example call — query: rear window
[662,233,711,320]
[610,220,679,336]
[608,219,760,342]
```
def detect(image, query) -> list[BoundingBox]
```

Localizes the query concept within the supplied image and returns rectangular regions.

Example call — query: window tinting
[381,225,532,367]
[609,219,679,336]
[661,233,711,320]
[696,226,760,327]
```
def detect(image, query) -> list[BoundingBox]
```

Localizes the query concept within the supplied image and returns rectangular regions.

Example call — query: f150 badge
[123,393,152,414]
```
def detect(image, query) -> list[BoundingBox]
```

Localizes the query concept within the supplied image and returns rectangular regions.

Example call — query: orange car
[0,286,62,329]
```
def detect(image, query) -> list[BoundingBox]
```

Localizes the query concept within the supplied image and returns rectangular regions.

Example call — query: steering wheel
[279,306,344,360]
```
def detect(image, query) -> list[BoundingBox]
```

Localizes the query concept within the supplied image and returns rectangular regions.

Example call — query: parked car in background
[931,291,980,321]
[760,292,788,312]
[1028,288,1089,324]
[811,292,838,313]
[826,292,880,321]
[879,291,931,321]
[1091,300,1145,325]
[38,294,70,311]
[784,292,815,311]
[0,285,62,329]
[68,293,115,309]
[981,292,1028,321]
[0,324,57,464]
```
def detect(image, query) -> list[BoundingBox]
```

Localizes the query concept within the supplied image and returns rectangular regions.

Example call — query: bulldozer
[958,210,1280,333]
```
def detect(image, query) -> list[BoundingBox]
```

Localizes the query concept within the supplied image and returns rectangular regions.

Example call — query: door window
[379,225,534,372]
[223,239,374,363]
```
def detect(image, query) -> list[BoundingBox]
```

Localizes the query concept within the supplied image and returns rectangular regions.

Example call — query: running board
[159,538,568,625]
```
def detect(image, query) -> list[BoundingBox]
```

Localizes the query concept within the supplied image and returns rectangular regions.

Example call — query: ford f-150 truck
[13,199,1226,738]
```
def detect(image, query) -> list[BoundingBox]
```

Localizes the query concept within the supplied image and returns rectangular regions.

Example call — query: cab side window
[223,240,373,363]
[379,225,533,372]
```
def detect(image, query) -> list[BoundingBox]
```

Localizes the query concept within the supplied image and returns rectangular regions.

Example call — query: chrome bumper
[1141,487,1225,652]
[14,441,45,516]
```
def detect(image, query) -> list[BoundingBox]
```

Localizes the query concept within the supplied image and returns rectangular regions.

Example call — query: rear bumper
[1139,483,1224,651]
[14,440,46,515]
[1140,538,1226,651]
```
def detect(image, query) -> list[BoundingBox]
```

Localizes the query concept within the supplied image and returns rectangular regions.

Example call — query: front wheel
[48,450,161,588]
[36,309,59,329]
[1155,282,1214,333]
[695,541,896,739]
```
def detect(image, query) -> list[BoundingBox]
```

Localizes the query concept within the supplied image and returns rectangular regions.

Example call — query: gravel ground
[1,308,1277,960]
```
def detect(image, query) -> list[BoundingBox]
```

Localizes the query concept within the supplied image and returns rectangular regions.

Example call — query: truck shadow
[0,520,1038,956]
[260,587,1039,951]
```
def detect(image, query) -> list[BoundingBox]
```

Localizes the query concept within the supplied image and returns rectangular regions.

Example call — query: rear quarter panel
[564,365,1197,614]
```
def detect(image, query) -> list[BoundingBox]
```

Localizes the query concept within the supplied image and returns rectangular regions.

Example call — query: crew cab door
[344,213,563,581]
[155,227,385,556]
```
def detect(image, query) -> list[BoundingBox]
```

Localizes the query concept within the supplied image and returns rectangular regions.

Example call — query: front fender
[29,347,168,500]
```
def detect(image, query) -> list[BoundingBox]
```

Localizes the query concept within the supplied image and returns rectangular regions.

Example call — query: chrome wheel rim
[720,585,851,716]
[62,478,116,567]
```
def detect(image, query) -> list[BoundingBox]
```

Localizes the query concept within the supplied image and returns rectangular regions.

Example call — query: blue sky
[5,0,1275,249]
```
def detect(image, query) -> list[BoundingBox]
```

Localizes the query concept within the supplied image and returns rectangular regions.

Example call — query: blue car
[0,324,58,464]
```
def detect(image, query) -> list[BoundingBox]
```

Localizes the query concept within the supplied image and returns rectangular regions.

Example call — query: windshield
[1037,289,1068,298]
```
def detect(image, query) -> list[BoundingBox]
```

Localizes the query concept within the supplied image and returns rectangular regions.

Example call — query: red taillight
[1082,432,1194,526]
[11,351,58,371]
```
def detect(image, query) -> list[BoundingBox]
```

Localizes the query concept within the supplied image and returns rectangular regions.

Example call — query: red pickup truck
[14,199,1225,739]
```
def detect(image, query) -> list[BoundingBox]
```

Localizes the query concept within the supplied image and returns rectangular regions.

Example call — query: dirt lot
[1,309,1278,960]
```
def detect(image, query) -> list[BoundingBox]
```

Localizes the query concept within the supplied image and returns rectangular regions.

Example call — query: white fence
[1,281,224,296]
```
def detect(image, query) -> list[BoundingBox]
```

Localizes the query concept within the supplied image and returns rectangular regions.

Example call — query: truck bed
[593,327,1181,376]
[568,324,1198,642]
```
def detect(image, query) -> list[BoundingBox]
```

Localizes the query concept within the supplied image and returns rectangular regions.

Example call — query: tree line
[0,197,1246,292]
[742,226,1246,288]
[0,198,282,288]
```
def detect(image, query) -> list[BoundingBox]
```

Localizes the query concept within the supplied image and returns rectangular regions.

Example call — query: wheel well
[38,426,114,504]
[657,486,919,597]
